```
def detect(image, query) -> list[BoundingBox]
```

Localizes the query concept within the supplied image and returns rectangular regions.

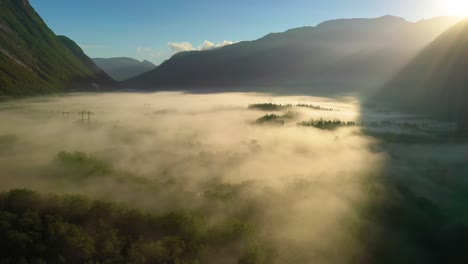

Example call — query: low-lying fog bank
[0,92,467,263]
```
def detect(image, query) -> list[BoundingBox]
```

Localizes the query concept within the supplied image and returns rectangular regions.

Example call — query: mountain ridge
[374,18,468,133]
[0,0,114,97]
[124,16,460,95]
[92,57,156,81]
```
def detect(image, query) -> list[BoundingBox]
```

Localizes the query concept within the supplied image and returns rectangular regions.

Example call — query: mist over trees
[0,93,466,263]
[0,189,273,264]
[2,0,468,263]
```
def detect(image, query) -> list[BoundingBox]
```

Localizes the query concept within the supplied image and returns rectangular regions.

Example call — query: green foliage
[55,151,113,178]
[351,177,468,264]
[239,245,274,264]
[0,1,111,97]
[280,111,297,120]
[296,103,336,111]
[207,219,254,245]
[255,111,297,125]
[47,151,163,196]
[204,183,243,201]
[0,189,266,264]
[255,114,284,126]
[248,103,292,111]
[299,119,357,130]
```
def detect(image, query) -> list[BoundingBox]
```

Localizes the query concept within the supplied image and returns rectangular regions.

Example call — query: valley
[0,92,466,263]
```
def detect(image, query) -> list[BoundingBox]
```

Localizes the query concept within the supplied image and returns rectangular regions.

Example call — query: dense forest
[0,189,271,264]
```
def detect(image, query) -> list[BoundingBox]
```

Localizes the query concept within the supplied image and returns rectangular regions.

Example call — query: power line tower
[78,110,94,127]
[86,111,94,125]
[62,111,69,120]
[78,110,87,124]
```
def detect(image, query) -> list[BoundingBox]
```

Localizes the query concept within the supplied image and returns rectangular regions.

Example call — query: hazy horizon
[30,0,467,64]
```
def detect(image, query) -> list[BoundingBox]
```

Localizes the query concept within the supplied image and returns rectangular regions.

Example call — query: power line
[62,111,69,120]
[78,110,94,126]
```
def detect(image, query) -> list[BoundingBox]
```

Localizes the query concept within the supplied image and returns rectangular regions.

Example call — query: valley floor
[0,92,467,264]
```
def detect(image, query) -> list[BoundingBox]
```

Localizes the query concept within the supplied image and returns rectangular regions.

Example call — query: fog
[0,92,466,263]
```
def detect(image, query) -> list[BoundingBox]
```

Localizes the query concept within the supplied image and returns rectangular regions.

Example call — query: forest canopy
[0,189,272,264]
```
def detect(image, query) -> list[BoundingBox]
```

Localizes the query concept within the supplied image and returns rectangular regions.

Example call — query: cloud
[200,40,235,50]
[168,42,195,54]
[168,40,236,54]
[134,40,236,62]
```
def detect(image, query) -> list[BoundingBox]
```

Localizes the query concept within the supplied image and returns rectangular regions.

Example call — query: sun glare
[444,0,468,17]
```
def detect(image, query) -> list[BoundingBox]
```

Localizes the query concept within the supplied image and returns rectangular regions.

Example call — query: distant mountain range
[92,57,156,82]
[124,16,460,95]
[0,0,113,98]
[374,18,468,133]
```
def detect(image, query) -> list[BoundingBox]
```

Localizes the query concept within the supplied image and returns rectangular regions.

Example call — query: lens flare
[443,0,468,17]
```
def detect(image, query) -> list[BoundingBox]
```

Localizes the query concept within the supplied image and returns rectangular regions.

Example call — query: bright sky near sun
[29,0,465,64]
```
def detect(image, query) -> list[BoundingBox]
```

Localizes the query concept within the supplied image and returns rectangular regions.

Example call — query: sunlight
[3,0,468,262]
[443,0,468,17]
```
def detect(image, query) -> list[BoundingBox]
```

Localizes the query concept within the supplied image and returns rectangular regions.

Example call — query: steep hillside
[124,16,460,95]
[0,0,113,98]
[93,57,156,81]
[375,19,468,133]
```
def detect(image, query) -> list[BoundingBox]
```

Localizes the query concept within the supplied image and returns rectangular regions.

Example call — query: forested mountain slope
[0,0,113,97]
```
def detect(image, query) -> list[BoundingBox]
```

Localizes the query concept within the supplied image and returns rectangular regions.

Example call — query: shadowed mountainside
[0,0,114,98]
[93,57,156,81]
[374,19,468,133]
[124,16,460,95]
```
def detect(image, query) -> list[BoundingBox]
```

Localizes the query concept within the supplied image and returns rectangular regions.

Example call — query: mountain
[374,19,468,133]
[0,0,114,98]
[124,16,460,95]
[92,57,156,81]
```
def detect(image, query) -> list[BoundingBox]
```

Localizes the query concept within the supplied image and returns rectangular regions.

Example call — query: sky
[30,0,461,64]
